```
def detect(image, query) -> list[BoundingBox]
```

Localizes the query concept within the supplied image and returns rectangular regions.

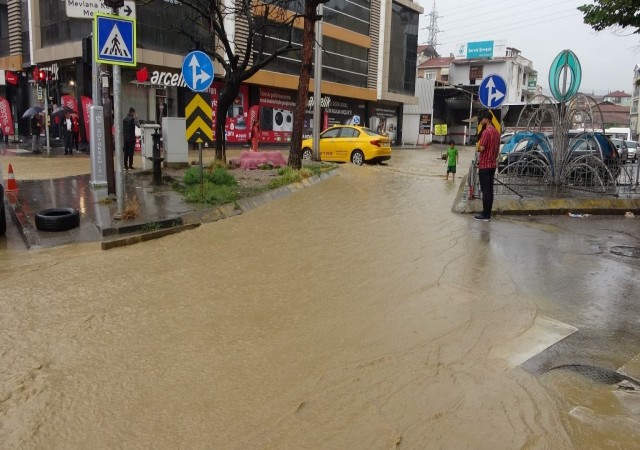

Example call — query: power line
[438,0,578,29]
[439,10,582,46]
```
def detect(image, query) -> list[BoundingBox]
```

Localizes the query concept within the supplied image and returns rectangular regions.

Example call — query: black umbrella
[22,106,44,119]
[51,106,76,120]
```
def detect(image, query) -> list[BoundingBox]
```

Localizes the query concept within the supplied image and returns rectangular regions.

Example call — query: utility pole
[424,0,440,50]
[312,4,323,161]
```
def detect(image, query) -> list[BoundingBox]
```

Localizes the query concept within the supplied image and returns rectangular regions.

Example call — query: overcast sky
[418,0,640,95]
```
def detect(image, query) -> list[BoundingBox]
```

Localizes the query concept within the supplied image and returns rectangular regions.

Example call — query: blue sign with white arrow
[94,14,136,66]
[478,74,507,109]
[182,51,214,92]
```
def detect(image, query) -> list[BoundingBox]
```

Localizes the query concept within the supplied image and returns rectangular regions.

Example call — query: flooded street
[1,148,639,449]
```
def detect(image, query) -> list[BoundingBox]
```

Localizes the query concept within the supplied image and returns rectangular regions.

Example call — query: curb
[102,224,200,250]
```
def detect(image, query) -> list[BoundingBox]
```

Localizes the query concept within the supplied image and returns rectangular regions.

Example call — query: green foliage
[141,222,161,232]
[183,166,238,186]
[182,182,238,205]
[268,166,302,188]
[579,1,640,33]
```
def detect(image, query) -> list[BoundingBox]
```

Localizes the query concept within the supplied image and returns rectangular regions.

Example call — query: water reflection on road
[1,149,638,448]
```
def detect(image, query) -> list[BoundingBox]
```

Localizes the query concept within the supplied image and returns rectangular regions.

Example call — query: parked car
[0,160,6,235]
[498,131,551,169]
[301,125,391,165]
[610,138,629,162]
[624,140,637,162]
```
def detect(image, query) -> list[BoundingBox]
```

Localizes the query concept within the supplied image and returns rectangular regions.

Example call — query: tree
[287,0,328,169]
[164,0,300,162]
[578,1,640,34]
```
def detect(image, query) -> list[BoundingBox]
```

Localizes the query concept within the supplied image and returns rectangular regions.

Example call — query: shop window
[387,2,418,96]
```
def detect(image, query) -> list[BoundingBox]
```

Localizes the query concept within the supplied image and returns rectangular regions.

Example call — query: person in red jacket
[71,113,80,152]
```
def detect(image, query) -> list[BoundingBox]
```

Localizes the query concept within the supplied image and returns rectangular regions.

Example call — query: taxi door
[318,127,341,161]
[334,127,358,162]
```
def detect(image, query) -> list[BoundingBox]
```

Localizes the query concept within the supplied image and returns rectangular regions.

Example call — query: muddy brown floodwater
[1,149,638,449]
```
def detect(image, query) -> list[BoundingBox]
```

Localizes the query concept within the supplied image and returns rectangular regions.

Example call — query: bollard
[151,129,164,185]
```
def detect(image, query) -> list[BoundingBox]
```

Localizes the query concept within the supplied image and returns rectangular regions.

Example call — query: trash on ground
[624,211,635,218]
[568,213,590,218]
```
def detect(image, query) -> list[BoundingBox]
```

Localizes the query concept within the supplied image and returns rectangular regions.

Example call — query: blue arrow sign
[479,74,507,108]
[94,14,136,66]
[182,51,214,92]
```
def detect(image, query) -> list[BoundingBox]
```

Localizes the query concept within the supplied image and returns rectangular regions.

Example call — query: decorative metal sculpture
[498,50,620,193]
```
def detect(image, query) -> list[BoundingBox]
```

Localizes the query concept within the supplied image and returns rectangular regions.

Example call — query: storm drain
[547,364,638,386]
[610,246,640,258]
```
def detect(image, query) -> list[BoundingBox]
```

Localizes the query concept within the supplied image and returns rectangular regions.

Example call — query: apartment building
[0,0,422,145]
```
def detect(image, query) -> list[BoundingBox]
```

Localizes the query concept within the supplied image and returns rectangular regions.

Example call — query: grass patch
[182,182,238,205]
[180,165,240,205]
[268,167,302,188]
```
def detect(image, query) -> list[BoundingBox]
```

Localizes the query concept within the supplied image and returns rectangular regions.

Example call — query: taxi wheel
[351,150,364,166]
[302,148,313,160]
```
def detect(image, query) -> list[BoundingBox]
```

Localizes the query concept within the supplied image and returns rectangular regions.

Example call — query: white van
[604,127,632,141]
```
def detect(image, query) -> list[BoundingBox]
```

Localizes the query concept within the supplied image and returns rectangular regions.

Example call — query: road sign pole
[113,62,124,217]
[312,4,323,161]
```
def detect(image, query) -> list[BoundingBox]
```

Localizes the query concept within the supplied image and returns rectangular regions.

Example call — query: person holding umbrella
[30,112,42,154]
[63,111,74,155]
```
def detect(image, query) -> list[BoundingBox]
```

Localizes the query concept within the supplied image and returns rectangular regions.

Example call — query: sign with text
[90,106,107,186]
[66,0,136,19]
[455,40,507,60]
[419,114,431,135]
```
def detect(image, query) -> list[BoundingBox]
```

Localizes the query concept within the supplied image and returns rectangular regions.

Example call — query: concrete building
[603,90,631,107]
[0,0,423,145]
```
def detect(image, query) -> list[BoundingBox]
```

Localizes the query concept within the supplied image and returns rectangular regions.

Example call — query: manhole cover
[610,246,640,259]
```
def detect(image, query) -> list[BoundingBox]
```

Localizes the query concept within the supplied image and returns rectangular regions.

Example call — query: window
[387,3,419,95]
[340,128,359,137]
[322,128,341,138]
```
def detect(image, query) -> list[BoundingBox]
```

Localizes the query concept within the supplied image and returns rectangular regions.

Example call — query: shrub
[205,167,237,186]
[183,167,204,185]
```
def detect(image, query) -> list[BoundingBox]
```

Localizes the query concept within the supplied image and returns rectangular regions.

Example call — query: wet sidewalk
[2,141,341,249]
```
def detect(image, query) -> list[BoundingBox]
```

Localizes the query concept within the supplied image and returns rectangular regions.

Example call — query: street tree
[162,0,301,161]
[287,0,329,169]
[578,1,640,34]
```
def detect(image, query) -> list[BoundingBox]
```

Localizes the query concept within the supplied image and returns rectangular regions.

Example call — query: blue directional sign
[182,51,214,92]
[478,74,507,108]
[94,14,136,66]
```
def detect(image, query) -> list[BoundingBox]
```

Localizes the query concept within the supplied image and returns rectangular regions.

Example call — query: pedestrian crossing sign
[94,13,136,66]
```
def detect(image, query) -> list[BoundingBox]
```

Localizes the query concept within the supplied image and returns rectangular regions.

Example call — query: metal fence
[467,159,640,200]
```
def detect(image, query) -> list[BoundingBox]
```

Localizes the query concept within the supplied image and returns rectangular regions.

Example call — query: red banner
[208,83,250,143]
[0,96,14,136]
[80,96,92,143]
[61,95,78,113]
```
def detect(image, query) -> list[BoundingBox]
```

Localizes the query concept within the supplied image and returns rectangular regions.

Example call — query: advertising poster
[369,103,399,143]
[80,96,92,143]
[258,88,297,144]
[209,82,250,143]
[419,114,431,134]
[323,96,367,130]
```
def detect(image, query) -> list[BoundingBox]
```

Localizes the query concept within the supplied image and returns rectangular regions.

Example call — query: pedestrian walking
[63,112,74,155]
[475,110,500,221]
[445,140,459,181]
[31,113,42,154]
[122,107,139,170]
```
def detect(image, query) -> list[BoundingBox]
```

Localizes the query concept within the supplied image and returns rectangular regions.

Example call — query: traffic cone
[6,163,18,192]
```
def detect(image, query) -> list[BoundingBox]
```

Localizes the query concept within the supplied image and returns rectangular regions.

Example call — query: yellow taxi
[301,125,391,165]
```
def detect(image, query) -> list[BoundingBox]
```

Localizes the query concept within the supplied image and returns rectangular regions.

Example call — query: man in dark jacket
[122,107,139,170]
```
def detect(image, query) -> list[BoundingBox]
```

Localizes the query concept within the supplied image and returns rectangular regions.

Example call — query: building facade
[0,0,422,145]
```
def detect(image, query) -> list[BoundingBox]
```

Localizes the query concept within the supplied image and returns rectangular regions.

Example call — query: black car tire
[351,150,364,166]
[302,148,313,160]
[35,207,80,232]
